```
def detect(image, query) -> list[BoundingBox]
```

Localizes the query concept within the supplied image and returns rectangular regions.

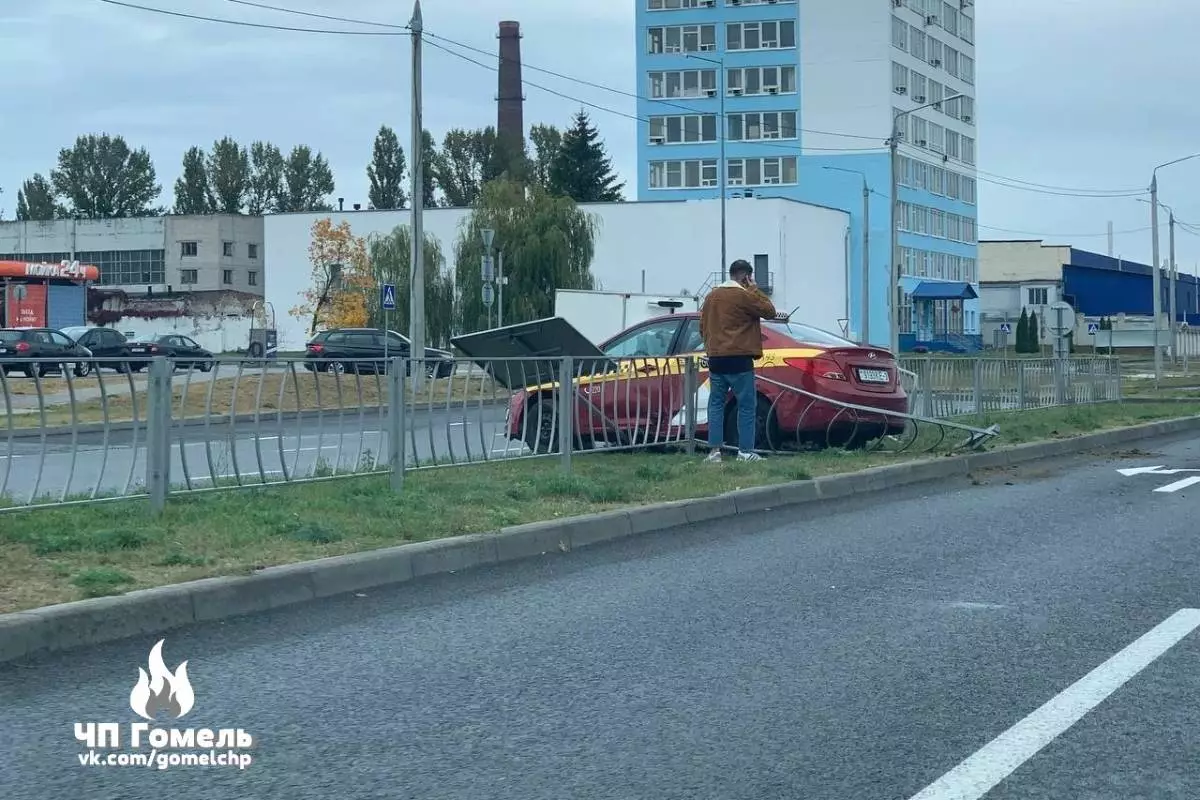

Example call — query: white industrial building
[262,197,852,351]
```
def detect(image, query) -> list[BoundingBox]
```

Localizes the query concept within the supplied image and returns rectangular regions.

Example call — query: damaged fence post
[557,356,574,473]
[388,357,405,492]
[145,356,172,515]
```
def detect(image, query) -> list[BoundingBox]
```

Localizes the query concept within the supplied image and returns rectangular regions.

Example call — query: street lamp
[1138,196,1180,363]
[823,166,871,344]
[888,93,964,355]
[687,52,727,279]
[1149,153,1200,378]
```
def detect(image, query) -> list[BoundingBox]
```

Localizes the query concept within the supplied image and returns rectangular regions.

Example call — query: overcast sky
[2,0,1198,270]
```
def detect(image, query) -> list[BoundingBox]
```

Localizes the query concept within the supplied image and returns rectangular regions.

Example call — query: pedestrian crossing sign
[1087,322,1099,334]
[999,322,1011,333]
[381,283,397,310]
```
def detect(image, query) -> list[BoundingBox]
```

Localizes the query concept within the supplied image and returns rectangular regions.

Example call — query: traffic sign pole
[382,283,397,363]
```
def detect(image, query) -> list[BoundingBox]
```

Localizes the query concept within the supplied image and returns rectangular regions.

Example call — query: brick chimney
[496,21,524,142]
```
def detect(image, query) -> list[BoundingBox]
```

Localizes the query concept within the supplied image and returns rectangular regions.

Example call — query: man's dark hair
[729,259,752,278]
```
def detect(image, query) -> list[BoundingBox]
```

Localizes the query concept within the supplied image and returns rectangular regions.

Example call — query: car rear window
[763,321,856,347]
[0,331,23,342]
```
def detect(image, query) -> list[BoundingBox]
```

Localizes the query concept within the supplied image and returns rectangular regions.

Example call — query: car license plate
[131,347,145,353]
[857,368,889,383]
[0,348,6,354]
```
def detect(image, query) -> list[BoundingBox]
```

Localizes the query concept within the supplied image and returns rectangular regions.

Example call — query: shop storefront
[0,260,100,329]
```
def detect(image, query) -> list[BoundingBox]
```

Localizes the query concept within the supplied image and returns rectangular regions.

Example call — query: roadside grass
[2,370,511,429]
[0,401,1194,612]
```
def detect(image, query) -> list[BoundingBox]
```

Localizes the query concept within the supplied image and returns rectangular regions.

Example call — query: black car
[0,328,93,378]
[303,328,454,377]
[125,333,215,371]
[60,326,135,374]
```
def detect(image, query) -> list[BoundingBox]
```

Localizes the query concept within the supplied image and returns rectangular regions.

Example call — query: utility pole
[888,112,900,355]
[687,52,726,280]
[1150,174,1162,379]
[861,177,870,345]
[1170,209,1177,361]
[498,249,505,327]
[408,0,425,390]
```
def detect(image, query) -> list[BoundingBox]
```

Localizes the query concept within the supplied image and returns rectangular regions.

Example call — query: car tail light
[308,344,323,353]
[787,355,846,381]
[14,341,29,352]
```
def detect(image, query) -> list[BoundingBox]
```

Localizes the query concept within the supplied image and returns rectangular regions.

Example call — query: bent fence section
[0,353,1122,514]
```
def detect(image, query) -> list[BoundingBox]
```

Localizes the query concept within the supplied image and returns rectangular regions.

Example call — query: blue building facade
[1063,249,1200,325]
[635,0,979,351]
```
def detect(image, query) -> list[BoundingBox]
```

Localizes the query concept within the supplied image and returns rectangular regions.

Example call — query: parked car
[303,328,455,377]
[0,327,94,378]
[124,334,215,371]
[504,313,910,452]
[59,326,135,374]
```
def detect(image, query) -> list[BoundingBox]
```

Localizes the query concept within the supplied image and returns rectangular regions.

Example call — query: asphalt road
[0,405,526,503]
[4,434,1200,798]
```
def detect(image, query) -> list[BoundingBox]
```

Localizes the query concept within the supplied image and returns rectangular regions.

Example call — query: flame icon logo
[129,640,194,721]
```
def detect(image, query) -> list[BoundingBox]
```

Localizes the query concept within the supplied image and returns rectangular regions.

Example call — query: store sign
[24,260,90,279]
[7,283,47,327]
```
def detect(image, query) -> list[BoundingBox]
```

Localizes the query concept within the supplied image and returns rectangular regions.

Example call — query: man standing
[698,259,779,462]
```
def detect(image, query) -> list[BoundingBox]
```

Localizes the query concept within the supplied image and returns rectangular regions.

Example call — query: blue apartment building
[635,0,980,351]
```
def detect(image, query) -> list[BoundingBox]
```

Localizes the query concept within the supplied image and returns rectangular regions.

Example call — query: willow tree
[453,178,598,333]
[364,226,455,349]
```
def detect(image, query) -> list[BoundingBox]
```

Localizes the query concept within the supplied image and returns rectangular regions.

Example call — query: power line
[96,0,406,34]
[222,0,408,29]
[423,38,884,155]
[972,167,1147,196]
[978,223,1152,238]
[975,175,1149,198]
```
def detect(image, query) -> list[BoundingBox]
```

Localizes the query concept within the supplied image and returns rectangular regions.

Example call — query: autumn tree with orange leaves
[290,217,373,336]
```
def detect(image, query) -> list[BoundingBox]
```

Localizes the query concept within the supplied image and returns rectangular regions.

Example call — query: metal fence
[897,356,1122,418]
[0,353,1119,513]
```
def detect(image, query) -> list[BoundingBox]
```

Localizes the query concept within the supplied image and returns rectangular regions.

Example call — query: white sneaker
[705,450,722,463]
[737,451,764,462]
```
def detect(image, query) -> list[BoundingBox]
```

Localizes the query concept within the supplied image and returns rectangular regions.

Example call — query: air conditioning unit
[962,114,972,122]
[701,178,717,186]
[765,86,779,94]
[704,88,717,96]
[650,136,665,144]
[762,130,781,139]
[729,87,743,95]
[728,177,745,185]
[763,176,781,184]
[925,14,937,24]
[913,94,926,102]
[894,86,907,94]
[916,139,928,146]
[699,42,716,50]
[930,58,941,66]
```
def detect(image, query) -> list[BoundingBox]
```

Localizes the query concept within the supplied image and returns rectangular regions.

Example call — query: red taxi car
[504,312,909,453]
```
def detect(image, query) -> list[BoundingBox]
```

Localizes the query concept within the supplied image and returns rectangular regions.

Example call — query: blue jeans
[707,370,756,452]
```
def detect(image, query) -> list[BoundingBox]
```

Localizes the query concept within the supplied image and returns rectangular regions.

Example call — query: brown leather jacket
[699,280,778,358]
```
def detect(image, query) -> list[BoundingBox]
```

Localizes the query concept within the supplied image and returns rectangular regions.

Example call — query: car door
[178,335,208,365]
[342,332,381,372]
[595,317,685,443]
[664,316,710,430]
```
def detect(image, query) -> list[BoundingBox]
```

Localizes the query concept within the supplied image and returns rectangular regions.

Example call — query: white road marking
[1154,476,1200,493]
[1117,465,1200,477]
[906,608,1200,800]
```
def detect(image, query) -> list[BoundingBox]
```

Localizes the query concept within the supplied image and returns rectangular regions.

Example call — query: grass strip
[0,401,1194,613]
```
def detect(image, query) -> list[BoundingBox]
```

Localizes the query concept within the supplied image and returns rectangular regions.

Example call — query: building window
[648,69,716,98]
[944,46,959,78]
[942,2,958,36]
[929,80,944,106]
[928,36,943,68]
[897,202,976,243]
[909,25,926,61]
[892,62,908,94]
[649,158,719,189]
[1028,288,1049,306]
[248,243,259,259]
[725,65,795,95]
[222,241,234,257]
[722,0,795,4]
[180,269,198,284]
[648,114,718,144]
[726,156,797,187]
[960,13,974,43]
[911,71,927,102]
[180,241,198,257]
[726,20,795,51]
[1,249,166,287]
[648,0,711,8]
[727,111,797,141]
[962,136,976,165]
[900,248,977,284]
[959,54,974,85]
[892,15,907,50]
[222,269,233,285]
[647,24,716,53]
[248,270,258,286]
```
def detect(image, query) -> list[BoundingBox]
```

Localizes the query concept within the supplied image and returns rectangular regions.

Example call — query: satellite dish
[1045,300,1075,337]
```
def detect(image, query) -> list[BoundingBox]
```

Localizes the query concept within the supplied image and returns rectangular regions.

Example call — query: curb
[4,398,511,441]
[2,414,1199,664]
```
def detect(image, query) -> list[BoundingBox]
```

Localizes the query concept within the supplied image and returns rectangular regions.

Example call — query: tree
[453,178,598,334]
[206,137,250,214]
[248,141,285,214]
[1015,309,1029,353]
[173,146,211,215]
[433,128,498,208]
[1027,310,1040,353]
[528,124,562,189]
[16,174,58,221]
[364,226,455,348]
[289,218,371,336]
[367,125,407,210]
[420,130,439,208]
[280,145,335,212]
[547,110,624,203]
[51,133,161,218]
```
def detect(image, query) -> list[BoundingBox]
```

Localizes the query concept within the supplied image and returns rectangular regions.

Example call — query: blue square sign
[381,283,396,310]
[1087,322,1099,335]
[999,322,1012,333]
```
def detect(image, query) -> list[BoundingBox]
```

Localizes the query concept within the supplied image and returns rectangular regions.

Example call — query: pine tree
[547,110,624,203]
[1016,309,1029,353]
[1028,310,1040,354]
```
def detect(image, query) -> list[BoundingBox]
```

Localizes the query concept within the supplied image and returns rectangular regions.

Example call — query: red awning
[0,259,100,282]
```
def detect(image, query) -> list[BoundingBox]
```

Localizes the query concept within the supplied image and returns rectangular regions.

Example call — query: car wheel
[325,361,347,375]
[437,361,454,379]
[199,360,212,373]
[723,394,781,452]
[38,363,53,378]
[22,363,36,379]
[73,361,92,378]
[522,396,560,454]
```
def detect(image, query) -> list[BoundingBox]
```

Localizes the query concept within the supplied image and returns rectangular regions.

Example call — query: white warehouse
[262,197,851,351]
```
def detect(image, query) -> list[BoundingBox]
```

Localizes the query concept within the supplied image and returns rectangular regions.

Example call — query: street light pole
[688,52,726,279]
[1149,153,1200,379]
[823,166,870,344]
[409,0,426,390]
[1170,208,1177,360]
[888,94,963,355]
